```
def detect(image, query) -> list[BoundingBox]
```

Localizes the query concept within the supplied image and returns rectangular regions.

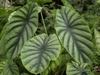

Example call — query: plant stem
[40,12,48,35]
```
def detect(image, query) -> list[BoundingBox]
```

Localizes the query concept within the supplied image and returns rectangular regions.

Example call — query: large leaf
[0,61,19,75]
[0,2,38,59]
[66,62,94,75]
[55,6,93,64]
[21,34,61,74]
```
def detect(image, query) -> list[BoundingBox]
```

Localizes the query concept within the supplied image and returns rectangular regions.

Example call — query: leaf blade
[0,61,19,75]
[55,6,93,64]
[21,34,61,74]
[67,62,94,75]
[0,2,38,59]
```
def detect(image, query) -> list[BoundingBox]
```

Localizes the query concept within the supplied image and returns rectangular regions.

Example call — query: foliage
[55,6,93,64]
[67,62,94,75]
[21,33,61,74]
[0,0,100,75]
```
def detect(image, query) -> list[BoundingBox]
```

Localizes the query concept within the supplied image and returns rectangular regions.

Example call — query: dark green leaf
[0,8,6,17]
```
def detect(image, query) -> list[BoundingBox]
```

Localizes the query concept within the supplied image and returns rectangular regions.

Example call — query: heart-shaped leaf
[0,61,19,75]
[66,62,94,75]
[55,6,93,64]
[21,34,61,74]
[0,2,38,59]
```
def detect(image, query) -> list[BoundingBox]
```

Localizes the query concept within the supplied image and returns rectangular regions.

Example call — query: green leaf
[0,2,38,59]
[0,61,19,75]
[38,6,42,13]
[0,8,6,17]
[94,29,100,65]
[55,6,93,64]
[82,14,99,29]
[41,54,62,75]
[28,0,52,4]
[67,62,94,75]
[16,0,25,5]
[94,29,100,52]
[21,34,61,74]
[61,0,74,10]
[97,0,100,4]
[0,60,6,73]
[21,73,29,75]
[8,11,17,21]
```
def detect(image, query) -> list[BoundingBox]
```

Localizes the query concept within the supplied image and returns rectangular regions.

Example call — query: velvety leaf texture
[0,2,38,59]
[0,61,19,75]
[55,6,93,64]
[21,34,61,74]
[67,62,94,75]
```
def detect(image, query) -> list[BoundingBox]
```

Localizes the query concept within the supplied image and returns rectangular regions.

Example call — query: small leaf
[38,6,42,13]
[55,6,93,64]
[67,62,94,75]
[61,0,74,10]
[0,61,19,75]
[21,34,61,74]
